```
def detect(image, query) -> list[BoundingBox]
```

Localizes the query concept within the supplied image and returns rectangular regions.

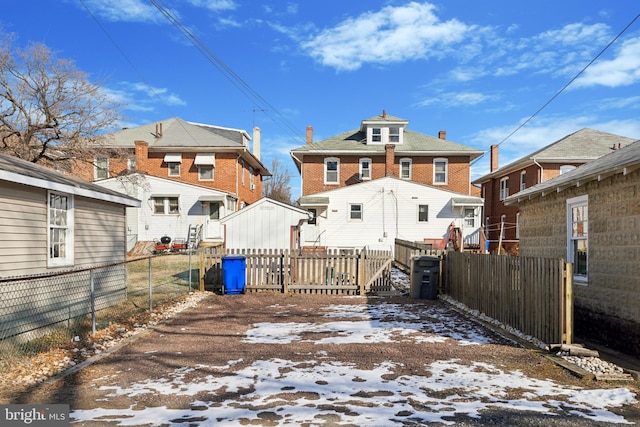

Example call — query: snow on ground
[69,289,638,426]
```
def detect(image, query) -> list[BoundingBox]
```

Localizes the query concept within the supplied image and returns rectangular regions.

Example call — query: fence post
[358,249,366,295]
[283,250,289,293]
[563,262,574,345]
[90,269,96,336]
[199,248,205,292]
[188,249,193,292]
[148,257,153,311]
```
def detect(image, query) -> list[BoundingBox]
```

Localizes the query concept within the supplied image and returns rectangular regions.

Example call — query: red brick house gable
[473,128,635,254]
[74,117,270,209]
[290,112,482,197]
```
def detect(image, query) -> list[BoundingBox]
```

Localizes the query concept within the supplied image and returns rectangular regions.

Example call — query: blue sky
[3,1,640,197]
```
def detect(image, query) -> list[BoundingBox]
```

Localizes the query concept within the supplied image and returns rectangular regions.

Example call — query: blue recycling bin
[221,255,246,294]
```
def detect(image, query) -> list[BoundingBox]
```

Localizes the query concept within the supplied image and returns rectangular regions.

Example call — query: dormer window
[372,128,382,142]
[389,127,400,143]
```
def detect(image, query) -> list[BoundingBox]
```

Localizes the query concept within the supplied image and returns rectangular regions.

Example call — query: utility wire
[497,12,640,147]
[471,12,640,166]
[148,0,306,143]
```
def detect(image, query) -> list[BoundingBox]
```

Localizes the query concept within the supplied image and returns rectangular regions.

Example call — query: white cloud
[77,0,164,23]
[185,0,236,12]
[574,37,640,88]
[107,81,187,113]
[418,91,494,108]
[301,2,471,71]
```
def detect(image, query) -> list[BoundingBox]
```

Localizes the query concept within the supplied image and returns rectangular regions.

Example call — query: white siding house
[0,153,140,277]
[220,198,311,251]
[299,176,483,253]
[97,174,236,248]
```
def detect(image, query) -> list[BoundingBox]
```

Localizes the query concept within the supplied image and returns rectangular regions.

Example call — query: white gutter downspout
[533,158,544,183]
[291,152,303,198]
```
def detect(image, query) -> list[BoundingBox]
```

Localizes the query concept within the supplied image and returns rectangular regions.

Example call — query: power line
[148,0,306,143]
[495,12,640,148]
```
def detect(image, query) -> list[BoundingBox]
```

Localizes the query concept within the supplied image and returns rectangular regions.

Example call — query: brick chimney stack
[490,144,499,172]
[134,140,148,172]
[438,130,446,140]
[385,144,395,176]
[306,126,313,145]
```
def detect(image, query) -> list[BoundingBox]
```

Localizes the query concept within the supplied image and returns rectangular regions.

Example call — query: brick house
[290,112,483,197]
[473,128,635,254]
[74,117,270,209]
[504,139,640,356]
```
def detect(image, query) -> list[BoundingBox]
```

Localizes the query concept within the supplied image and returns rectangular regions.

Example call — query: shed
[220,197,311,251]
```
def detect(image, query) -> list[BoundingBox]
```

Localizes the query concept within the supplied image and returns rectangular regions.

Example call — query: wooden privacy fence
[200,248,394,295]
[442,251,573,346]
[394,239,445,272]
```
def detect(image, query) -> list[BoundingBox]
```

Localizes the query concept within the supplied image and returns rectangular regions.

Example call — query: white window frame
[249,167,255,190]
[198,165,214,181]
[48,191,74,267]
[433,158,448,185]
[400,158,412,180]
[241,160,245,186]
[567,195,588,284]
[153,196,180,215]
[94,158,109,180]
[499,177,509,201]
[325,157,340,185]
[418,204,428,222]
[520,171,526,191]
[359,158,372,180]
[349,203,363,221]
[389,127,400,143]
[167,162,180,176]
[127,158,136,172]
[464,207,476,228]
[371,127,382,143]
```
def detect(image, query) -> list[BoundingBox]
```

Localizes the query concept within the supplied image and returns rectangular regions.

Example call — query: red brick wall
[301,154,473,196]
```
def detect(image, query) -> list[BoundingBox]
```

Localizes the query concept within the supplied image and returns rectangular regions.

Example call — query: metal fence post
[90,270,96,336]
[149,257,153,311]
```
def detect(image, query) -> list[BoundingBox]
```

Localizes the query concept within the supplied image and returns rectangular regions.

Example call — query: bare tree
[263,158,293,204]
[0,32,123,172]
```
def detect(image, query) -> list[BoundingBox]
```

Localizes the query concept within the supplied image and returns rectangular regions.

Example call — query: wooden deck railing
[200,247,393,295]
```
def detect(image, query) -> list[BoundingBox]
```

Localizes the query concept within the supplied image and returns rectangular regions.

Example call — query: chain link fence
[0,251,200,373]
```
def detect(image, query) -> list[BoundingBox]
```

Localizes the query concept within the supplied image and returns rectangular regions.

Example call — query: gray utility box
[410,255,440,300]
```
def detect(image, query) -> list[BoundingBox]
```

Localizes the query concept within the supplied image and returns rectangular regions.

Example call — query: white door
[205,202,222,239]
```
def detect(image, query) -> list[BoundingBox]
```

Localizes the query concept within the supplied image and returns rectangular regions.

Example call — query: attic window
[389,127,400,142]
[372,128,382,142]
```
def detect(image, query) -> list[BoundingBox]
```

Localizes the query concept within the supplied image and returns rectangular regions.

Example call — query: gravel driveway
[10,293,640,426]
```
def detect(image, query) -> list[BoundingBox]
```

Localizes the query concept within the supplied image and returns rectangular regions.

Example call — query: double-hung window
[371,128,382,142]
[464,208,476,228]
[153,196,179,215]
[567,195,588,283]
[325,158,339,184]
[499,177,509,201]
[434,158,448,184]
[48,192,74,267]
[400,158,412,180]
[164,153,182,177]
[418,205,428,222]
[94,158,109,180]
[389,127,400,143]
[520,171,526,191]
[195,153,215,181]
[359,158,372,180]
[349,204,363,220]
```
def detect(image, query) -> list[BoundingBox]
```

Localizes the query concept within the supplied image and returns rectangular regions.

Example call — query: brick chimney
[438,130,446,140]
[490,144,499,172]
[253,127,261,161]
[306,126,313,145]
[134,140,148,172]
[385,144,395,176]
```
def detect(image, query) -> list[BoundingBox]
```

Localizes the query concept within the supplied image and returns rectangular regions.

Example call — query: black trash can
[221,255,247,294]
[410,255,440,300]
